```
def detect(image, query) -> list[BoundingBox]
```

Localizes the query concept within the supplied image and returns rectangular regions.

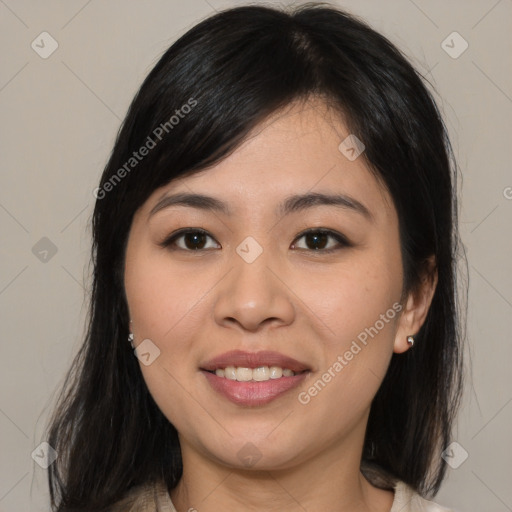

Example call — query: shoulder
[111,476,458,512]
[361,462,457,512]
[391,481,456,512]
[109,480,175,512]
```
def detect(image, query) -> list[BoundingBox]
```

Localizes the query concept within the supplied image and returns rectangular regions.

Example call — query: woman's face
[124,99,421,470]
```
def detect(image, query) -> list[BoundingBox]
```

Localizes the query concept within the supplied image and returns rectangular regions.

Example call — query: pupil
[186,233,205,250]
[308,233,327,250]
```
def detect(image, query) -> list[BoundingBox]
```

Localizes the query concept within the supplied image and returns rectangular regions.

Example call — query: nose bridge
[212,234,295,331]
[234,234,274,290]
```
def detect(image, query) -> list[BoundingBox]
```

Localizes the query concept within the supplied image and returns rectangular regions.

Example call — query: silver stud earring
[407,335,415,347]
[128,320,134,348]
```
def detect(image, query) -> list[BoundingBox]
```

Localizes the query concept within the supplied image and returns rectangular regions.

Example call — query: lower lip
[201,370,309,406]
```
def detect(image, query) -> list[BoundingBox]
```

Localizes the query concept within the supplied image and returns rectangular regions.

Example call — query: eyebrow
[148,191,373,221]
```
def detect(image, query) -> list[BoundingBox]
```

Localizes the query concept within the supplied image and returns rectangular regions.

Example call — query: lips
[200,349,311,373]
[202,370,308,406]
[199,350,311,406]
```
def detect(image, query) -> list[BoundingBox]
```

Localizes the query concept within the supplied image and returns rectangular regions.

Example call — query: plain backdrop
[0,1,511,511]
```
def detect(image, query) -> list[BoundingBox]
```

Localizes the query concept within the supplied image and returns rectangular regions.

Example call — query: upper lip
[200,350,311,373]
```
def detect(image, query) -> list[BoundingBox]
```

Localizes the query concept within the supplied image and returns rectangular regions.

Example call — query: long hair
[44,3,466,510]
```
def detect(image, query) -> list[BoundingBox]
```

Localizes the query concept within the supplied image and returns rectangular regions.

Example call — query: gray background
[0,1,511,511]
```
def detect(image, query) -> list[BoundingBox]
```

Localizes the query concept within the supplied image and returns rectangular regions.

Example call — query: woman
[44,3,466,511]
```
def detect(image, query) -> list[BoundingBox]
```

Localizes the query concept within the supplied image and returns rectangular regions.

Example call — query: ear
[394,255,438,354]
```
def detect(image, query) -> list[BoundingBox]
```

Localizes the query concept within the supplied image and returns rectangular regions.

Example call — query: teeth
[236,367,252,381]
[269,366,282,379]
[253,366,270,381]
[214,366,297,381]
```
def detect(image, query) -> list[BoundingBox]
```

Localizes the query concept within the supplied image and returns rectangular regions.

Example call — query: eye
[291,228,351,253]
[159,228,351,253]
[159,228,220,251]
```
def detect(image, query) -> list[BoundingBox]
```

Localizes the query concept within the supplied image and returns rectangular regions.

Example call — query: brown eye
[160,229,220,251]
[291,229,351,252]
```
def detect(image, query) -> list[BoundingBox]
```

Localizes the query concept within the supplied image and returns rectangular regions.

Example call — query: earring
[407,335,415,347]
[128,320,134,348]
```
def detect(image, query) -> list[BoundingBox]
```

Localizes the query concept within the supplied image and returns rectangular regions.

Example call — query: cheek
[294,264,401,436]
[302,249,402,395]
[124,243,208,345]
[124,249,208,427]
[296,248,402,344]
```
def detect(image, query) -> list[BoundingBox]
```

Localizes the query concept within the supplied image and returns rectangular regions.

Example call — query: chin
[204,435,308,472]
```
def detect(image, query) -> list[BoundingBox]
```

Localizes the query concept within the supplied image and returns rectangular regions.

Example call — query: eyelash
[158,228,352,254]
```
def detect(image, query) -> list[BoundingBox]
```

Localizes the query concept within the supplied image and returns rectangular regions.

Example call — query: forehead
[142,98,395,223]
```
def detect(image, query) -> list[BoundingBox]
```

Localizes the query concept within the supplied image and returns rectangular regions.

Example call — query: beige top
[113,479,455,511]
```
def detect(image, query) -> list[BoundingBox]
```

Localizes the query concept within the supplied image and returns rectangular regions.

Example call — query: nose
[212,244,296,333]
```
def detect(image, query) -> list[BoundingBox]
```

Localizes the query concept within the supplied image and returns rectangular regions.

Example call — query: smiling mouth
[199,350,311,405]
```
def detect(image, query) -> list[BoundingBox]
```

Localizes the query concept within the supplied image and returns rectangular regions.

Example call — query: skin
[123,98,437,512]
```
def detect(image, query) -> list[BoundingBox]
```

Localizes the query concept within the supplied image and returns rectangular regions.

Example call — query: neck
[170,430,394,512]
